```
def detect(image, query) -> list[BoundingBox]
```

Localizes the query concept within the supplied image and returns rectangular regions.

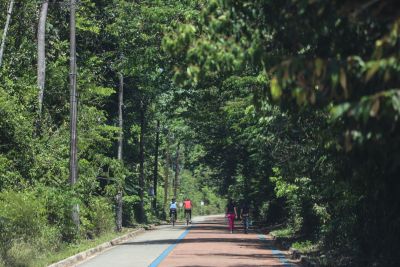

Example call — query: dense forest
[0,0,399,266]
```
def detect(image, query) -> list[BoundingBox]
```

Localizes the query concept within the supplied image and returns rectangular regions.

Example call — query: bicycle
[242,214,250,234]
[185,210,190,226]
[170,209,177,227]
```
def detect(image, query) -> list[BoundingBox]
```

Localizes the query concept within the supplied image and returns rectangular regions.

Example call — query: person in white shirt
[169,198,177,221]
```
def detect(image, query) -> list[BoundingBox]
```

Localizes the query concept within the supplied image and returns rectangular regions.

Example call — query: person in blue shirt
[169,198,177,221]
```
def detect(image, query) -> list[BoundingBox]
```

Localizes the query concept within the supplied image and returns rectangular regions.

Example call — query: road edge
[47,228,146,267]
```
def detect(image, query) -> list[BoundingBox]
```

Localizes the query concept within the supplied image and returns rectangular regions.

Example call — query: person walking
[225,199,237,233]
[240,200,251,233]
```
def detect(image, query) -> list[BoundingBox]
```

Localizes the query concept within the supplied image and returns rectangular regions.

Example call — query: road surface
[77,215,296,267]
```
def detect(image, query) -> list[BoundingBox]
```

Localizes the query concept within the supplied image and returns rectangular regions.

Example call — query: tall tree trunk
[37,0,48,116]
[152,120,160,212]
[163,139,170,216]
[117,74,124,161]
[173,142,180,198]
[116,73,124,231]
[138,101,146,222]
[0,0,15,68]
[69,0,79,227]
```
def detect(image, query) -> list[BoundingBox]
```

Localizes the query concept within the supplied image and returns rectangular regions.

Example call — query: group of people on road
[169,197,192,223]
[225,198,250,233]
[169,197,250,233]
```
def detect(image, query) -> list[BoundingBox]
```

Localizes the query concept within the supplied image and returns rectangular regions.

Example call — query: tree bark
[138,101,146,222]
[0,0,15,68]
[37,0,48,116]
[116,73,124,231]
[163,138,170,216]
[117,74,124,161]
[173,142,180,198]
[152,120,160,212]
[69,0,79,227]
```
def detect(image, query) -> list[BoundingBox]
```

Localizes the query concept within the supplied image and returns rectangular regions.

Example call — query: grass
[270,227,319,254]
[270,227,295,238]
[291,240,319,253]
[31,228,138,267]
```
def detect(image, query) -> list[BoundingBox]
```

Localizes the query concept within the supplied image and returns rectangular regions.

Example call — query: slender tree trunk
[0,0,15,68]
[116,73,124,231]
[37,0,48,116]
[152,120,160,212]
[117,74,124,161]
[69,0,79,227]
[138,101,146,222]
[163,139,170,216]
[173,142,180,198]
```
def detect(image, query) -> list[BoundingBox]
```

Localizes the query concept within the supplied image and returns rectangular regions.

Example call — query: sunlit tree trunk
[116,73,124,231]
[37,0,48,116]
[152,120,160,212]
[69,0,79,227]
[0,0,15,68]
[173,142,180,198]
[138,100,146,222]
[117,74,124,161]
[163,138,170,216]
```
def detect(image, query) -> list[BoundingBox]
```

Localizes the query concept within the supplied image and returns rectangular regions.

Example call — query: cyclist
[183,198,192,223]
[169,198,177,224]
[240,200,250,234]
[225,199,237,233]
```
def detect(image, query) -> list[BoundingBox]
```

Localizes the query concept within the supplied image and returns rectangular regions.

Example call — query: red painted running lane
[158,215,296,267]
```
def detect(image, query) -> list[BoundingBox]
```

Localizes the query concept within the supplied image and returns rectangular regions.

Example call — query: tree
[152,119,160,211]
[0,0,14,68]
[69,0,79,227]
[37,0,49,116]
[138,100,146,222]
[116,72,124,231]
[173,142,180,198]
[165,1,400,265]
[163,137,171,214]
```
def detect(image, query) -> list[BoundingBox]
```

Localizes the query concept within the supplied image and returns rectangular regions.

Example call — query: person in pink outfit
[225,199,237,233]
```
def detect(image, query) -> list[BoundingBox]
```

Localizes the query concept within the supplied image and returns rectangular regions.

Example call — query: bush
[122,195,141,226]
[34,185,80,243]
[0,190,61,266]
[6,241,35,267]
[0,191,45,241]
[81,197,114,238]
[291,240,318,253]
[271,227,295,238]
[0,256,5,267]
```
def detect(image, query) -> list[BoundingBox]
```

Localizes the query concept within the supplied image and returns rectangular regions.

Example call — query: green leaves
[270,168,299,198]
[270,77,282,101]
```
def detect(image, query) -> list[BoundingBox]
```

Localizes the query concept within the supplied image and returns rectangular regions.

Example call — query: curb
[48,228,146,267]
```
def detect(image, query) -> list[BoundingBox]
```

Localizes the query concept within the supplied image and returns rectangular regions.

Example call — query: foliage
[291,240,319,254]
[270,228,295,239]
[165,0,400,265]
[0,190,60,266]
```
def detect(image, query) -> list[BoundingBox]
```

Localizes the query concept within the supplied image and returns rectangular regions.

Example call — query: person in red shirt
[183,198,192,223]
[225,199,237,233]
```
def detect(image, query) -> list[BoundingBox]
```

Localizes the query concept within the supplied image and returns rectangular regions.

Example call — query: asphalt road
[77,217,205,267]
[76,215,296,267]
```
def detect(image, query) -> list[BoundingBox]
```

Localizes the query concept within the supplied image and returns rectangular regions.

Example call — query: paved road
[77,215,296,267]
